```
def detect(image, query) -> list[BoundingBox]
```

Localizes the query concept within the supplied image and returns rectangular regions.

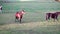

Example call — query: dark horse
[46,12,60,21]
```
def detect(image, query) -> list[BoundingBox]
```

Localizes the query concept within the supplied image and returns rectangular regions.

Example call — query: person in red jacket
[15,10,25,23]
[15,12,20,22]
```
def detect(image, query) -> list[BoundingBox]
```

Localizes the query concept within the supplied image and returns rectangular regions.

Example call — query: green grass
[0,11,60,34]
[0,1,60,34]
[0,11,46,24]
[0,25,60,34]
[1,1,60,14]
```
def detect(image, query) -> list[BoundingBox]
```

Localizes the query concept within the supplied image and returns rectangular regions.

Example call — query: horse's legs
[55,16,58,21]
[48,16,50,20]
[46,13,50,21]
[46,15,50,20]
[53,15,58,22]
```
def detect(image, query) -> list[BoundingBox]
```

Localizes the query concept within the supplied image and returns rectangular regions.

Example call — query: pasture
[0,11,60,34]
[0,1,60,34]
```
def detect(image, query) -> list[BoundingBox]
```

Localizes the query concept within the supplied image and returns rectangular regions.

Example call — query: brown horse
[46,12,60,21]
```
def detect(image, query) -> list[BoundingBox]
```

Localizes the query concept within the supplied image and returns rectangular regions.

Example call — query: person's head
[21,9,25,14]
[21,9,25,12]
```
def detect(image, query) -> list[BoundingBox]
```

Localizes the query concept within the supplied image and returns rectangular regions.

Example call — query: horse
[46,12,59,21]
[15,10,25,23]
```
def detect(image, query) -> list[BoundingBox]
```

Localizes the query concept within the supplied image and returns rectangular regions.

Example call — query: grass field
[0,11,60,34]
[0,1,60,34]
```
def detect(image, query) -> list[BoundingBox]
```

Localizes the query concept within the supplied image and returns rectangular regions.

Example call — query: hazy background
[0,0,60,13]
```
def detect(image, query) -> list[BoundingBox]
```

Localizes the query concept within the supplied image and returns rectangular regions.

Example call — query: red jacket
[15,12,20,18]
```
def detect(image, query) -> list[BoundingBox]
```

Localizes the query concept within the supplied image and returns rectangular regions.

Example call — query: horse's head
[56,12,60,15]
